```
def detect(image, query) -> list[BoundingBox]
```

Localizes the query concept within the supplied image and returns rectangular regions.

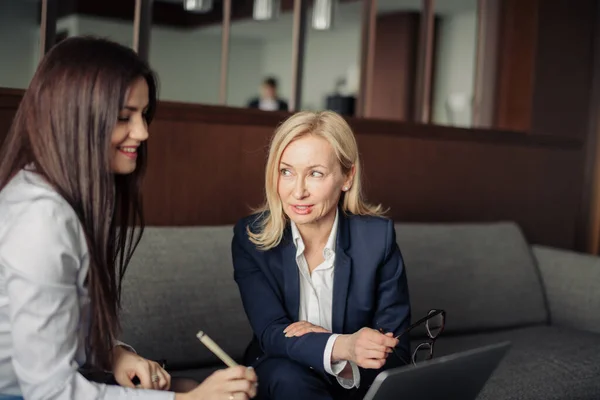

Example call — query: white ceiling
[168,0,478,39]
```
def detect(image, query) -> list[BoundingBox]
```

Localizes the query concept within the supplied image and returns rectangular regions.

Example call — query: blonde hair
[248,110,385,250]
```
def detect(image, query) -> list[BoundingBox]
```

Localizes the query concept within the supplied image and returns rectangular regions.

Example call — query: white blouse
[0,169,174,400]
[291,210,360,389]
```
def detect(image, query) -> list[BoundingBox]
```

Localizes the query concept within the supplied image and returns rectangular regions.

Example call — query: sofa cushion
[533,245,600,335]
[120,226,252,369]
[419,326,600,400]
[395,222,548,335]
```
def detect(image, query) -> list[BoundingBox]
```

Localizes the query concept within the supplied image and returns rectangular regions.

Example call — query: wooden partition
[0,89,21,138]
[0,89,587,250]
[365,11,420,121]
[2,90,583,249]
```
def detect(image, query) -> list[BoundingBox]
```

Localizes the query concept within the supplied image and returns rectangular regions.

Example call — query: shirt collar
[291,208,339,260]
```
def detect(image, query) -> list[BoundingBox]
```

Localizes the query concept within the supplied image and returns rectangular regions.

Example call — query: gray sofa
[120,222,600,399]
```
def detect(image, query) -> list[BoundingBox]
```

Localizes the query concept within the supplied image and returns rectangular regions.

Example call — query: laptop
[363,341,511,400]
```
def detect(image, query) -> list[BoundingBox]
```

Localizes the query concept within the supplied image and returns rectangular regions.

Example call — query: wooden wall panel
[367,12,419,121]
[357,134,582,249]
[0,109,15,144]
[142,119,272,226]
[493,0,538,132]
[575,0,600,253]
[492,0,596,140]
[0,91,586,251]
[0,88,21,145]
[145,101,584,250]
[530,0,596,140]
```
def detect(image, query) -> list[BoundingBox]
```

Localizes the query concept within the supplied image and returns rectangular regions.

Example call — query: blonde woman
[232,111,411,400]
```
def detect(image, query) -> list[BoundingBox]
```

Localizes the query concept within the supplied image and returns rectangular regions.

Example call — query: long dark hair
[0,37,158,369]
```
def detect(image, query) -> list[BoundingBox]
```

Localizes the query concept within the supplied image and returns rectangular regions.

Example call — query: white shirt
[258,98,278,111]
[291,210,361,389]
[0,168,174,399]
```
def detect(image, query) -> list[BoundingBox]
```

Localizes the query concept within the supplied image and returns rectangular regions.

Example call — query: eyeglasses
[384,309,446,366]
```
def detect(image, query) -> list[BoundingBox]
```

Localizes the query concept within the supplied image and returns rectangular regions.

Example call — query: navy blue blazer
[232,210,411,386]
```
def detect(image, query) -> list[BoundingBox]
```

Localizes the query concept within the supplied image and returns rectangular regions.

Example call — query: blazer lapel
[332,210,352,333]
[279,227,300,322]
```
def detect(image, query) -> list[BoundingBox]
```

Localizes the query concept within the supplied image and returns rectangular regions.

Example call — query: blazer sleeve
[363,220,412,384]
[232,221,332,372]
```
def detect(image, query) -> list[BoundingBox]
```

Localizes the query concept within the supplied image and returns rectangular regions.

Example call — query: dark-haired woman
[0,37,256,400]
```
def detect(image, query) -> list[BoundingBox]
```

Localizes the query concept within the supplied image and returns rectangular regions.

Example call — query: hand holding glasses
[381,309,446,366]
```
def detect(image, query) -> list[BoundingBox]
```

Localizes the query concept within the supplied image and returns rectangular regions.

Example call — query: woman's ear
[343,165,356,191]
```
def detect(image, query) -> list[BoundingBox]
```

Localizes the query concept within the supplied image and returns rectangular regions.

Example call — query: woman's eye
[311,171,324,178]
[280,168,291,176]
[118,116,130,122]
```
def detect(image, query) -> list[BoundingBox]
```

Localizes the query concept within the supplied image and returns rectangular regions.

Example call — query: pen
[196,330,239,367]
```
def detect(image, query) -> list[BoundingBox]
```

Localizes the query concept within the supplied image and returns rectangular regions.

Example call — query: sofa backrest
[533,245,600,335]
[120,226,252,371]
[395,222,548,335]
[121,221,550,370]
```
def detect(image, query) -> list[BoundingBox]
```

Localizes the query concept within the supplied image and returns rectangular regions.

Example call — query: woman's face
[277,134,353,229]
[110,77,150,175]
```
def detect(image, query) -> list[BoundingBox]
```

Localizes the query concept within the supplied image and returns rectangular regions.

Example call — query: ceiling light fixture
[253,0,280,21]
[184,0,213,13]
[312,0,336,30]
